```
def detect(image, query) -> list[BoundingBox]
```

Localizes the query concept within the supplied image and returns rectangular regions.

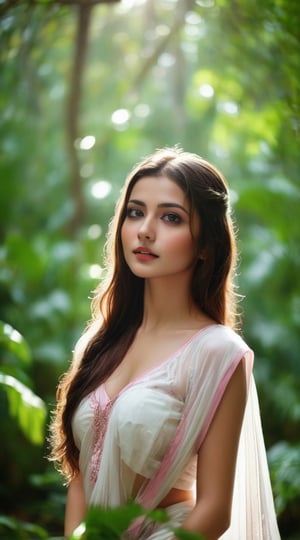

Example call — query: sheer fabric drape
[72,325,280,539]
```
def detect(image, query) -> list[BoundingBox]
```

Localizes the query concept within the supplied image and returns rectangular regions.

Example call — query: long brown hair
[49,147,239,482]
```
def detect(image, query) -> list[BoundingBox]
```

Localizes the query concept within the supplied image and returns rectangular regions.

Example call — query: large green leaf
[0,373,46,445]
[71,503,204,540]
[0,321,31,367]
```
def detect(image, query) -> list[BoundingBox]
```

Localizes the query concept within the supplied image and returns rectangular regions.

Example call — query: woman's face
[121,175,201,282]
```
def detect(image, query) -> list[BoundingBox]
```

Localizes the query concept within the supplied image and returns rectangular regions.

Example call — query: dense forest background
[0,0,299,538]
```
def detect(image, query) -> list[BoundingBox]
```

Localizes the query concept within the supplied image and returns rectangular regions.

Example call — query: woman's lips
[133,247,158,261]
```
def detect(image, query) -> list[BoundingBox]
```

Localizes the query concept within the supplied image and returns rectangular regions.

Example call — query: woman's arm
[64,472,87,538]
[180,359,248,540]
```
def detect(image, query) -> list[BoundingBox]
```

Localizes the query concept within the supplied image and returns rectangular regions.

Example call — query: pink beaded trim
[89,390,114,486]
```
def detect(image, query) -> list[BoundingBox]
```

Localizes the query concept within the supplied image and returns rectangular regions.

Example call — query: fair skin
[65,175,247,539]
[65,473,86,536]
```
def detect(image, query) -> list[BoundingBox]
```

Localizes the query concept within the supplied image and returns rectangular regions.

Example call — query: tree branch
[131,0,196,94]
[65,3,92,233]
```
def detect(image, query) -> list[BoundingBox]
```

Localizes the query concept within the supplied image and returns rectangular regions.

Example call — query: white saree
[72,324,281,539]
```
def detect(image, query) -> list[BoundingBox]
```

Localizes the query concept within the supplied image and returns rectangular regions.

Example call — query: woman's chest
[104,330,196,401]
[73,360,187,452]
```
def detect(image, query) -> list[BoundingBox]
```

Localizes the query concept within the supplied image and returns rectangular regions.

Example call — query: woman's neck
[141,278,206,333]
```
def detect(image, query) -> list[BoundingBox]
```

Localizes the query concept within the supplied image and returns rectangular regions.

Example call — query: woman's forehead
[128,174,189,204]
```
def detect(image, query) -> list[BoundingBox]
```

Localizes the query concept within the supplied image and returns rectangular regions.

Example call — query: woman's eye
[126,207,143,218]
[162,213,181,224]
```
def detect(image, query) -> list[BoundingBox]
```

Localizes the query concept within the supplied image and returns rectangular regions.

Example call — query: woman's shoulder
[182,324,253,386]
[189,323,252,358]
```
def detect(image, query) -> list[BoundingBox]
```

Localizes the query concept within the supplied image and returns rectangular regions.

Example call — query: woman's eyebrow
[128,199,189,215]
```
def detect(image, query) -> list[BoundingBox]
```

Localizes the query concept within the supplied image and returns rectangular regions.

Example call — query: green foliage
[0,372,46,444]
[71,504,146,540]
[0,321,31,367]
[70,503,204,540]
[0,515,49,540]
[0,0,299,537]
[0,320,52,533]
[268,442,300,515]
[173,530,205,540]
[0,321,46,444]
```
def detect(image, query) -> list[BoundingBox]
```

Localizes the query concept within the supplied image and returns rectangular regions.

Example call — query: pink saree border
[139,347,253,509]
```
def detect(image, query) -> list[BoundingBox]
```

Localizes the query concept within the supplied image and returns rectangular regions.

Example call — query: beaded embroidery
[89,390,114,485]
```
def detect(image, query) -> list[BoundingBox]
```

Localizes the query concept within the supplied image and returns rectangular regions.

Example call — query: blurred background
[0,0,299,538]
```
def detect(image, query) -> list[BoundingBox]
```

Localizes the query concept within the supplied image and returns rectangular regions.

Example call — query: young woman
[50,148,280,539]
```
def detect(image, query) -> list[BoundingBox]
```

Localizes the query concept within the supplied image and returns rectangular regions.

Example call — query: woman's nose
[137,218,155,241]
